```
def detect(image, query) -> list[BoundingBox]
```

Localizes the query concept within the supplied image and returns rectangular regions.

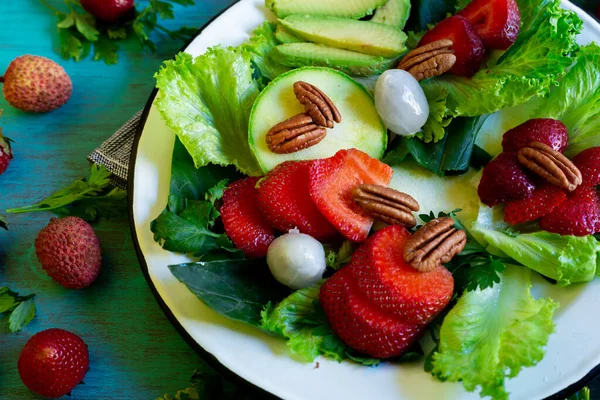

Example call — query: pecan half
[293,81,342,129]
[266,113,327,154]
[352,184,420,228]
[403,217,466,273]
[517,141,582,191]
[398,39,456,81]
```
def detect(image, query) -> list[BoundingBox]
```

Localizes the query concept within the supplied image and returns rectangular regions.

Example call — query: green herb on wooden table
[157,369,254,400]
[0,214,7,229]
[40,0,198,64]
[0,287,36,332]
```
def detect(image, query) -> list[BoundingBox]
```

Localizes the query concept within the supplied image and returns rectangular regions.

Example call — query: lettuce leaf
[419,86,452,143]
[432,265,558,400]
[421,0,581,118]
[155,49,263,176]
[471,206,599,286]
[532,44,600,157]
[242,22,289,84]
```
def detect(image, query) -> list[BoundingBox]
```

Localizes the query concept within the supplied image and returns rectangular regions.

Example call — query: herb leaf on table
[0,214,6,230]
[6,164,127,221]
[0,287,36,333]
[157,369,254,400]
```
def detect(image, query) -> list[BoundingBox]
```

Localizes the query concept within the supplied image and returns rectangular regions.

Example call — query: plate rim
[127,2,600,399]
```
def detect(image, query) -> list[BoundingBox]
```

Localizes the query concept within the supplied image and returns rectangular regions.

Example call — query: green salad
[150,0,600,398]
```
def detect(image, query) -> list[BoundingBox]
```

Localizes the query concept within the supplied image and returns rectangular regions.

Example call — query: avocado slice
[275,25,303,44]
[267,0,387,19]
[280,15,407,57]
[371,0,411,29]
[249,67,387,172]
[273,43,396,76]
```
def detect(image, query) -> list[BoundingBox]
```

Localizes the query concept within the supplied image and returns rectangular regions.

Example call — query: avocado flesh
[371,0,411,29]
[275,25,303,44]
[267,0,387,18]
[280,14,407,57]
[273,43,396,76]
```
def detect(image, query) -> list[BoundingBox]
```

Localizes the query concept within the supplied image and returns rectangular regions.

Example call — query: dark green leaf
[0,287,19,313]
[405,0,456,32]
[167,0,195,5]
[57,28,91,62]
[566,387,591,400]
[0,214,6,230]
[169,260,289,326]
[169,26,198,40]
[346,353,381,367]
[150,0,175,19]
[92,35,119,65]
[470,145,492,170]
[57,14,75,29]
[9,298,36,332]
[205,179,229,205]
[74,14,99,41]
[107,27,128,40]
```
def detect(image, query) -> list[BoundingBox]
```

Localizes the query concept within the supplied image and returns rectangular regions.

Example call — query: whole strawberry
[18,328,89,398]
[477,152,536,206]
[35,217,102,289]
[81,0,135,23]
[2,55,72,113]
[0,127,12,175]
[502,118,568,153]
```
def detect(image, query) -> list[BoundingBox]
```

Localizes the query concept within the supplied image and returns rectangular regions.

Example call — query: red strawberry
[459,0,521,50]
[504,184,567,225]
[350,225,454,324]
[540,186,600,236]
[257,161,338,241]
[80,0,134,23]
[220,177,276,258]
[419,15,486,77]
[18,328,89,398]
[478,152,536,206]
[309,148,393,242]
[0,131,12,175]
[320,266,424,358]
[572,147,600,187]
[502,119,569,153]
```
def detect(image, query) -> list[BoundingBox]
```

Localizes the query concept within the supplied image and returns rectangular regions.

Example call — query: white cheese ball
[267,230,326,290]
[374,69,430,136]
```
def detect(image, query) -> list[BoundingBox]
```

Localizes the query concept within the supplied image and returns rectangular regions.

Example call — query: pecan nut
[398,39,456,81]
[266,113,327,154]
[517,141,582,191]
[352,184,420,228]
[293,81,342,129]
[403,217,467,273]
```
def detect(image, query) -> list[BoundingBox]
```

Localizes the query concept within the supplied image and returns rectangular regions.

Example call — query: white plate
[129,2,600,399]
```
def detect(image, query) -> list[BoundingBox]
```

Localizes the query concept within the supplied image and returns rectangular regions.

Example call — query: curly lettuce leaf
[432,265,558,400]
[242,22,289,84]
[419,86,452,143]
[155,49,262,176]
[421,0,581,118]
[471,206,599,286]
[532,44,600,157]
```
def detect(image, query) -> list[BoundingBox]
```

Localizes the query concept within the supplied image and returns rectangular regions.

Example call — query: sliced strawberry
[504,184,567,225]
[540,186,600,236]
[350,225,454,325]
[502,118,569,153]
[220,177,276,258]
[257,161,339,241]
[309,149,394,242]
[419,15,486,77]
[459,0,521,50]
[478,152,536,206]
[320,266,424,359]
[572,147,600,187]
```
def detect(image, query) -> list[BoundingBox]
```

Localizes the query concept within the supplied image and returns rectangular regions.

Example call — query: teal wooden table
[0,1,237,399]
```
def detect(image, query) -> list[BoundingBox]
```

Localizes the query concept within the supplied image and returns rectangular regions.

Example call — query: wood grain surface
[0,1,598,400]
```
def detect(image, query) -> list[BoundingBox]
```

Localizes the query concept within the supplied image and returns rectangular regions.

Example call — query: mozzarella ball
[374,69,430,136]
[267,230,326,290]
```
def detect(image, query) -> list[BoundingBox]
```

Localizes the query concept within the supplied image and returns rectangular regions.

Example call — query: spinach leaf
[384,114,490,176]
[405,0,456,32]
[169,260,289,326]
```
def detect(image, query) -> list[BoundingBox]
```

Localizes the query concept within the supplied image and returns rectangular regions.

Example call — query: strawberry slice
[459,0,521,50]
[257,160,339,241]
[419,15,486,77]
[350,225,454,324]
[504,185,567,225]
[477,152,536,207]
[540,186,600,236]
[502,118,569,154]
[220,177,276,258]
[309,149,394,242]
[320,266,424,359]
[572,147,600,187]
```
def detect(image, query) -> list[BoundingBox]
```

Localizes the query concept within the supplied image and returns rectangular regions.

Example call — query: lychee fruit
[0,112,12,175]
[1,55,72,113]
[81,0,135,23]
[35,217,102,289]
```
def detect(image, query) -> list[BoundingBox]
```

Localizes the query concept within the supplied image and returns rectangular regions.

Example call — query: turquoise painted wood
[0,1,237,399]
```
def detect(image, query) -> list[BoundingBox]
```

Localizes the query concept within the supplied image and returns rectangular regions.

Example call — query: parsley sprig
[0,287,36,333]
[6,164,127,221]
[40,0,197,64]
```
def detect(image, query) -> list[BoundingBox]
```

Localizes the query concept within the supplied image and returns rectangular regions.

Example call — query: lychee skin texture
[35,217,102,289]
[2,55,73,113]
